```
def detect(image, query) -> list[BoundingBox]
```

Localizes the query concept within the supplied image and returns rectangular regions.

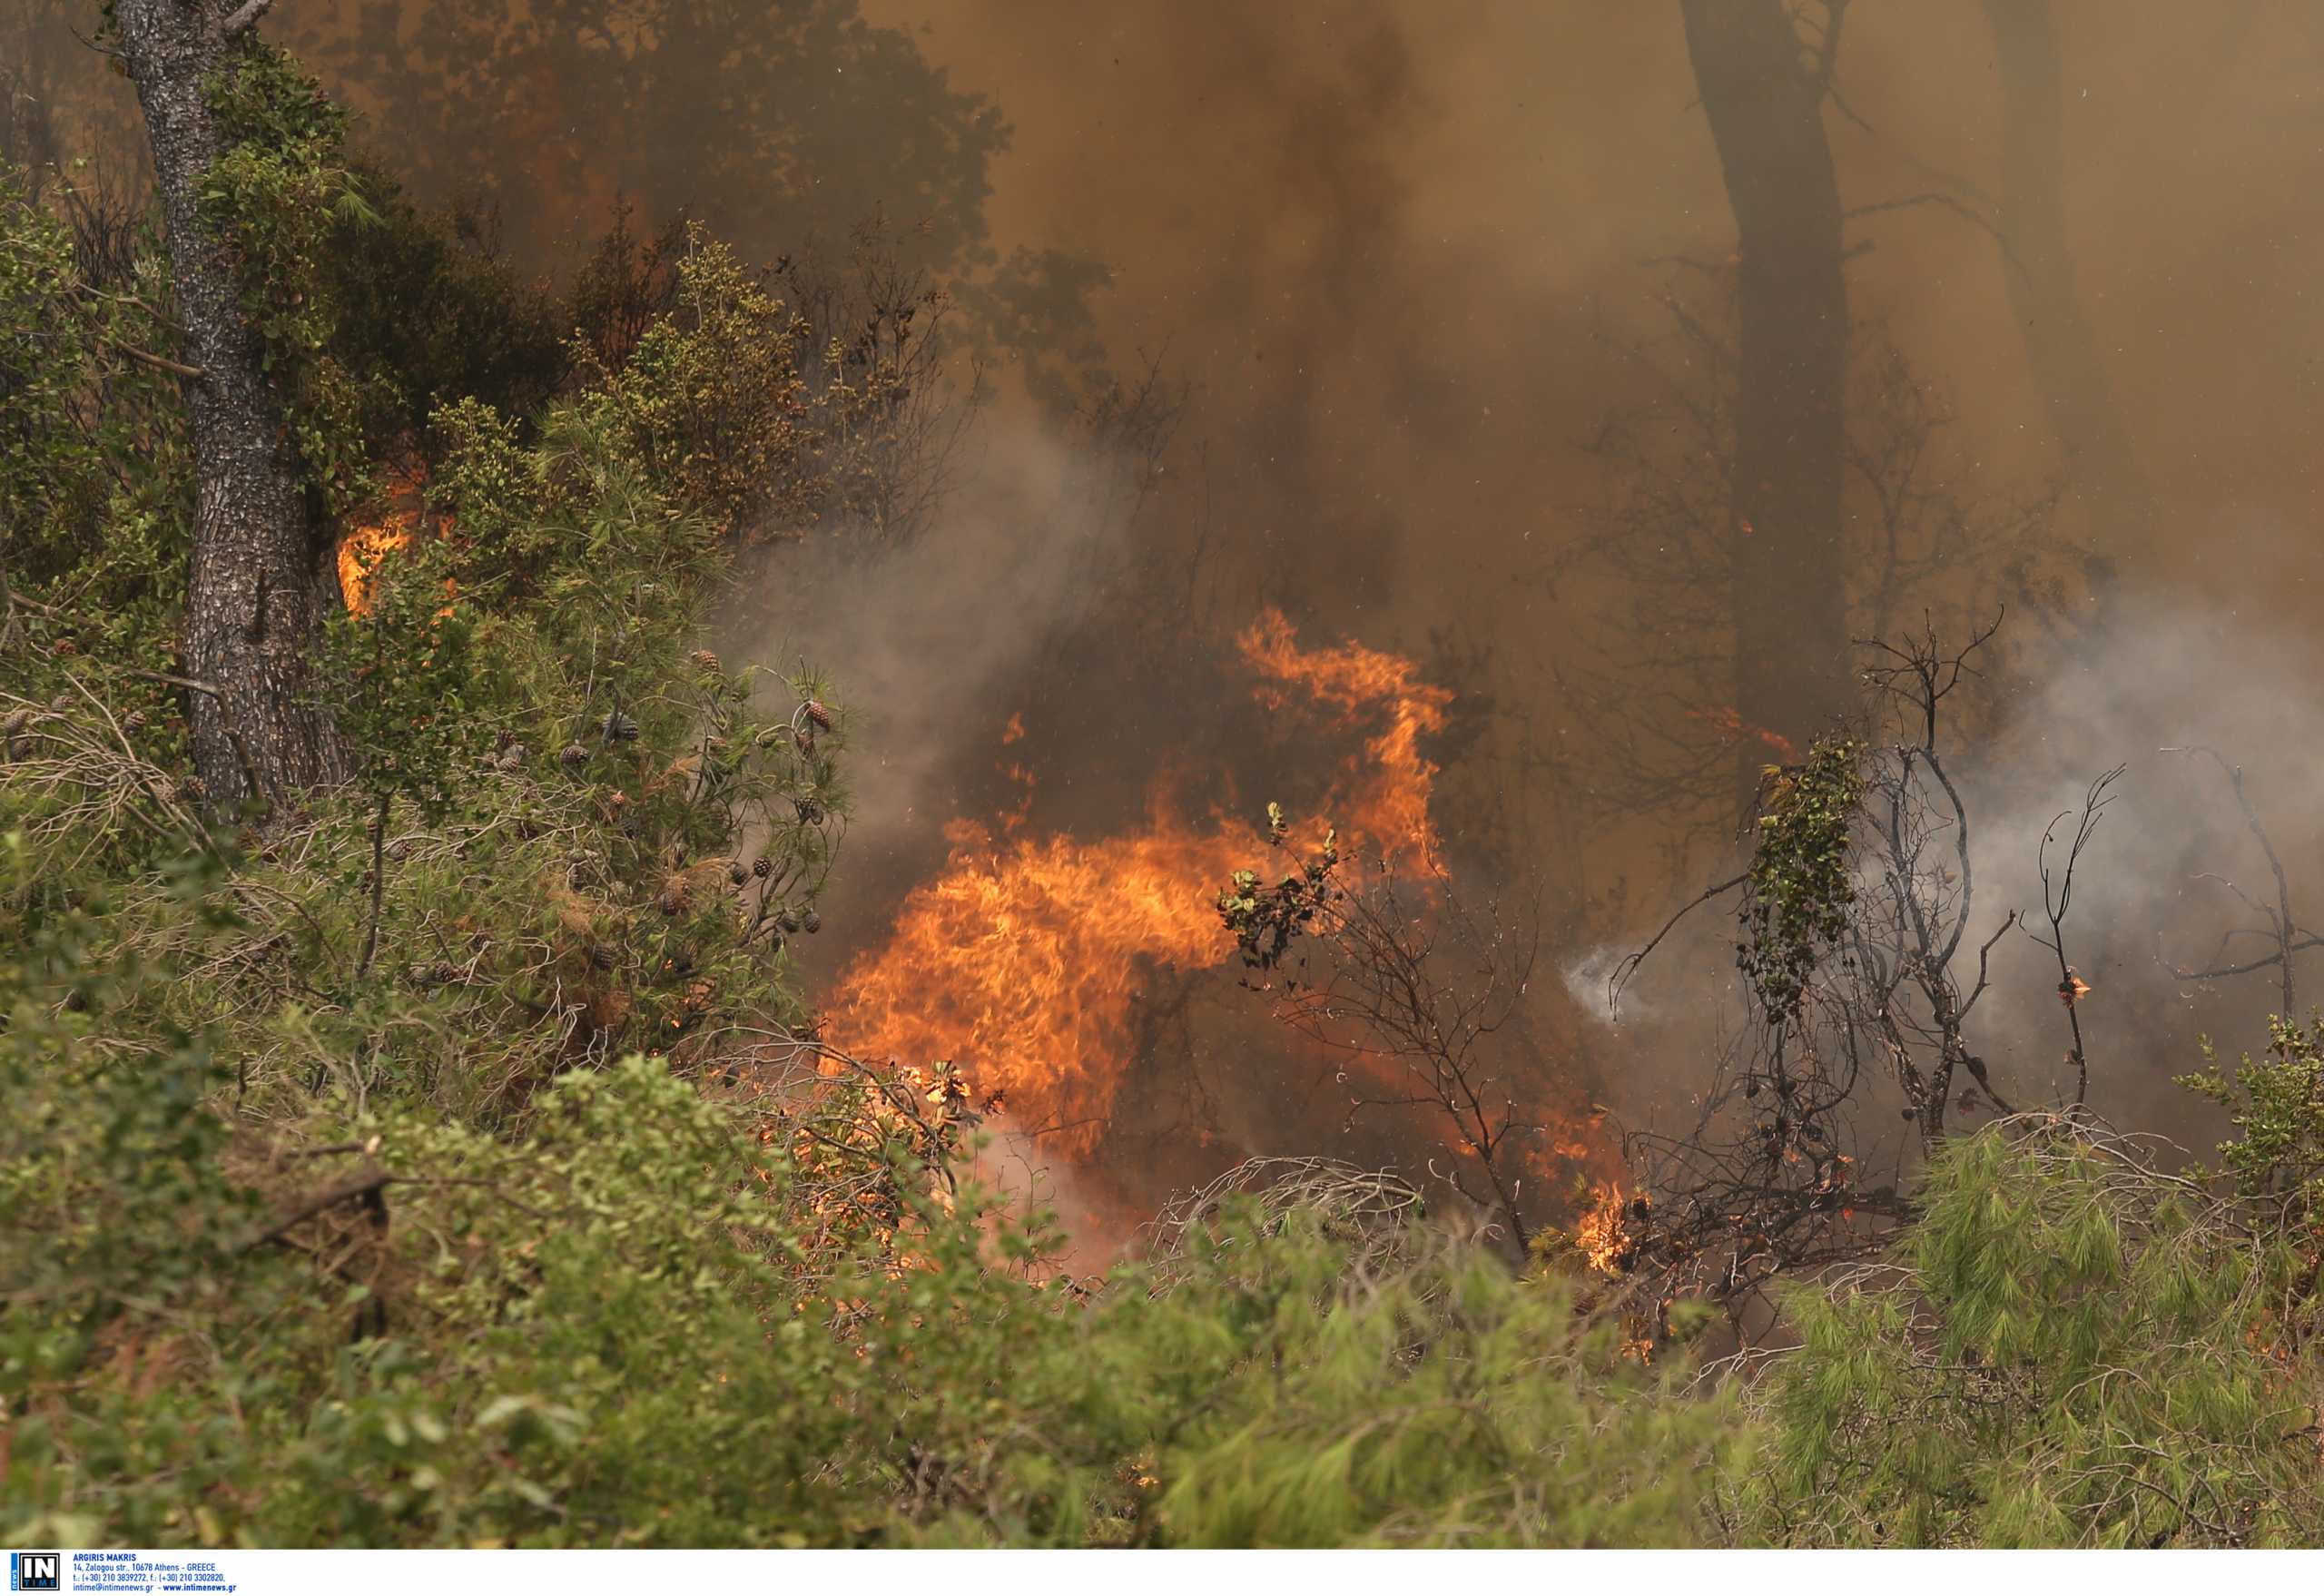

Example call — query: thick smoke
[1564,584,2324,1158]
[719,2,2324,1189]
[1958,590,2324,1134]
[714,415,1133,954]
[25,0,2324,1199]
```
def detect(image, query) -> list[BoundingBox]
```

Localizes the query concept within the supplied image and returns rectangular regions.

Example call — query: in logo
[8,1553,58,1593]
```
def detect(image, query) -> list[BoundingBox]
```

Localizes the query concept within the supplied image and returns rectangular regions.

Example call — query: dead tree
[112,1,347,810]
[1548,5,2070,863]
[1548,300,2061,859]
[2026,765,2123,1109]
[2159,747,2317,1018]
[1605,618,2123,1325]
[1852,614,2022,1141]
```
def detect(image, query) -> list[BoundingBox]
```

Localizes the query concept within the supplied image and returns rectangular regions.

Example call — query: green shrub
[1738,735,1864,1022]
[1739,1124,2322,1547]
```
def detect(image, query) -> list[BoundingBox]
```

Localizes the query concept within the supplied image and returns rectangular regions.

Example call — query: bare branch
[2162,745,2299,1016]
[237,1167,389,1254]
[2025,764,2126,1108]
[220,0,278,40]
[108,338,204,380]
[1610,872,1748,1016]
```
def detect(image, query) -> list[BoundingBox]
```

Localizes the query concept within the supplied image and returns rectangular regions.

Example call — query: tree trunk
[1981,0,2142,615]
[1678,1,1850,795]
[113,1,346,812]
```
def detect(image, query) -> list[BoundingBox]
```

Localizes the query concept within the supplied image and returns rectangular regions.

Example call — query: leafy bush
[1738,1122,2323,1547]
[2181,1015,2324,1227]
[0,161,193,655]
[571,227,819,537]
[1738,735,1864,1022]
[3,993,1743,1547]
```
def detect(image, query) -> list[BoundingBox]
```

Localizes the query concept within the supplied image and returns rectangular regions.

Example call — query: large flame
[823,607,1603,1195]
[822,810,1251,1158]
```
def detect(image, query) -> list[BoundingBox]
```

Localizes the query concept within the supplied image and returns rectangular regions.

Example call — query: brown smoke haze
[825,0,2324,1135]
[16,0,2324,1236]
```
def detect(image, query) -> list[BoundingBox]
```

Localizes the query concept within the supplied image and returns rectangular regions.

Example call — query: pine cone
[559,741,589,769]
[751,856,773,880]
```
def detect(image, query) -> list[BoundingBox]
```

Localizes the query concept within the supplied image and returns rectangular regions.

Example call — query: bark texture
[1678,0,1850,787]
[113,1,346,810]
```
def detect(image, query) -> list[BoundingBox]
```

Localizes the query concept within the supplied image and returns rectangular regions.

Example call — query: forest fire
[1236,606,1450,860]
[821,813,1251,1158]
[822,608,1546,1177]
[336,507,420,616]
[1574,1182,1634,1276]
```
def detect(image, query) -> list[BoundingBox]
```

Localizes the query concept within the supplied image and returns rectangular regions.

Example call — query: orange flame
[822,810,1250,1157]
[338,470,452,618]
[1236,608,1451,861]
[823,608,1615,1218]
[1573,1182,1633,1275]
[1688,704,1798,764]
[337,509,420,617]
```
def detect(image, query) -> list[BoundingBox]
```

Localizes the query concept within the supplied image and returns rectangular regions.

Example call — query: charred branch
[2025,764,2125,1109]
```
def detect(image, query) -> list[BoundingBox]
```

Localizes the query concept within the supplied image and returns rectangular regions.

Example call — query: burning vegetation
[826,606,1621,1251]
[337,508,419,616]
[822,609,1456,1148]
[17,0,2324,1552]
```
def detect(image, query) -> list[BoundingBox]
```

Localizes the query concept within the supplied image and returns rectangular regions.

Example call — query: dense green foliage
[1739,1124,2323,1546]
[6,33,2324,1552]
[1738,735,1865,1021]
[2181,1015,2324,1227]
[0,164,192,664]
[2,1009,1743,1547]
[4,116,1757,1546]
